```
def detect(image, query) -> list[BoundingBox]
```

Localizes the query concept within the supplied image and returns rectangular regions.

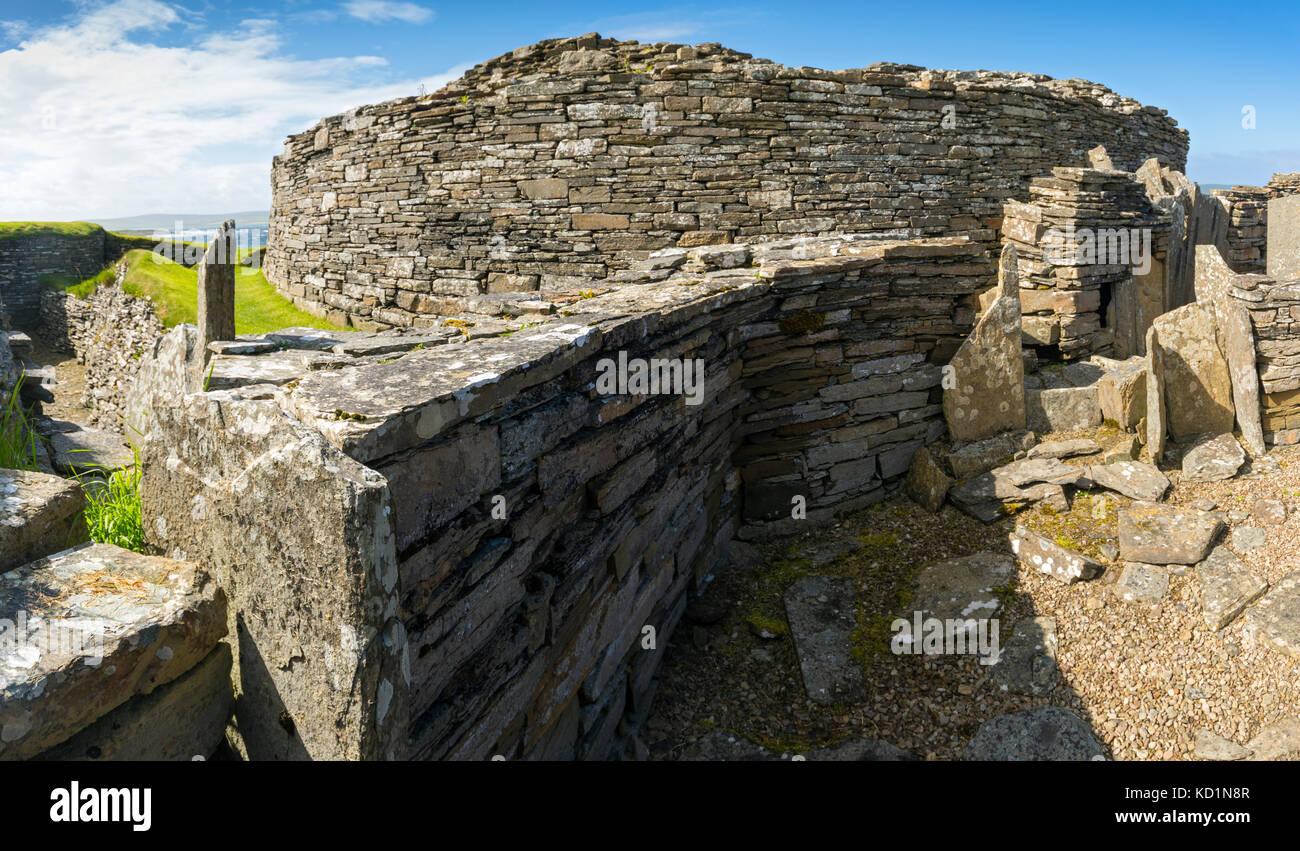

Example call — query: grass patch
[0,374,39,471]
[0,221,103,242]
[79,445,145,553]
[39,263,117,298]
[48,250,344,335]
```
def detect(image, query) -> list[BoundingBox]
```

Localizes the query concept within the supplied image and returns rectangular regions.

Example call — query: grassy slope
[0,221,103,241]
[47,249,343,335]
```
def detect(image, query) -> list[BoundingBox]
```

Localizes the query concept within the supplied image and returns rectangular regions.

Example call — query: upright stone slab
[1266,195,1300,280]
[1147,302,1234,442]
[1195,245,1265,454]
[141,392,409,761]
[943,244,1025,442]
[123,324,201,441]
[1096,356,1147,429]
[1145,325,1166,462]
[196,219,237,374]
[1086,145,1115,170]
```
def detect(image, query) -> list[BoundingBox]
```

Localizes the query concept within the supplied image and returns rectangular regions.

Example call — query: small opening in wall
[1098,280,1113,329]
[1035,343,1063,364]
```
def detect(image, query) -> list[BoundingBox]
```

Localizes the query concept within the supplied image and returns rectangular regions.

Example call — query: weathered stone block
[0,468,87,573]
[0,543,226,761]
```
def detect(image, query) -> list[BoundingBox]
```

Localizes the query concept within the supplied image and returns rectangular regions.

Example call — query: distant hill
[90,211,270,231]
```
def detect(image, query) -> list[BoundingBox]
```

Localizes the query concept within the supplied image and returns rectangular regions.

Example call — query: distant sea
[114,224,269,248]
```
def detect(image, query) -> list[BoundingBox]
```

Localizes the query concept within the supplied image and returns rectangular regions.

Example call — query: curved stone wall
[265,34,1188,330]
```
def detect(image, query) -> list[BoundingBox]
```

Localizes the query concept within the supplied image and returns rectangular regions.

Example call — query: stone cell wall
[0,231,107,328]
[1213,174,1300,275]
[40,264,166,431]
[265,34,1186,331]
[1000,166,1171,360]
[136,233,986,759]
[1214,187,1269,273]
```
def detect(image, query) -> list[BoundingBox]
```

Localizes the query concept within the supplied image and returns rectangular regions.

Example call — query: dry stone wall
[1000,165,1172,360]
[265,34,1186,331]
[133,233,986,759]
[0,231,107,328]
[39,263,166,431]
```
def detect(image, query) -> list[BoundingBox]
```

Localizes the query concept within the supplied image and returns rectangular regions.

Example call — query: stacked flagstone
[999,165,1171,359]
[265,34,1186,329]
[1213,187,1270,273]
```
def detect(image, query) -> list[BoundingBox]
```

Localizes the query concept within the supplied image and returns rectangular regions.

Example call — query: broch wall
[265,34,1186,331]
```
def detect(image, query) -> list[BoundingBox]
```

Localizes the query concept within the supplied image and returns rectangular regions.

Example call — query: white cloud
[0,0,462,219]
[343,1,434,24]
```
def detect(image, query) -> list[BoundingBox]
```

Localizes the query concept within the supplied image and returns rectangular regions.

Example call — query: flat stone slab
[1196,546,1267,630]
[1115,562,1170,604]
[1087,460,1170,502]
[1245,570,1300,658]
[0,542,227,761]
[964,708,1104,760]
[948,458,1088,523]
[1194,729,1252,761]
[1252,499,1287,525]
[329,331,456,357]
[946,430,1036,479]
[912,552,1014,624]
[205,349,336,390]
[990,616,1059,696]
[1246,718,1300,760]
[0,469,87,573]
[1027,438,1100,459]
[783,576,867,705]
[801,738,916,761]
[48,427,134,476]
[35,644,232,761]
[1181,433,1246,482]
[1009,525,1102,583]
[1119,503,1224,565]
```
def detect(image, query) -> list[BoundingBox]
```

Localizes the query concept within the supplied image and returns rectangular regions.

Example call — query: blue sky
[0,0,1296,219]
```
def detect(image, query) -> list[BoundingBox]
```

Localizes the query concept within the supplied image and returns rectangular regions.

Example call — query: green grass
[78,445,145,552]
[0,374,39,471]
[45,249,344,335]
[0,221,103,242]
[39,263,117,298]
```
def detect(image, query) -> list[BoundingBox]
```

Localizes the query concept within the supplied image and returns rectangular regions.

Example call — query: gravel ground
[645,427,1300,760]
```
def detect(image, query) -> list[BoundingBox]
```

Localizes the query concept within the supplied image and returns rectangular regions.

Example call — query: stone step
[46,426,135,476]
[0,542,227,761]
[0,468,87,573]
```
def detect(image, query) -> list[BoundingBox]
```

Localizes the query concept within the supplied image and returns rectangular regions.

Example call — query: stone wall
[0,230,107,328]
[40,263,166,431]
[1212,173,1300,275]
[1214,187,1269,273]
[135,233,987,759]
[1000,165,1172,360]
[0,227,189,331]
[265,34,1187,331]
